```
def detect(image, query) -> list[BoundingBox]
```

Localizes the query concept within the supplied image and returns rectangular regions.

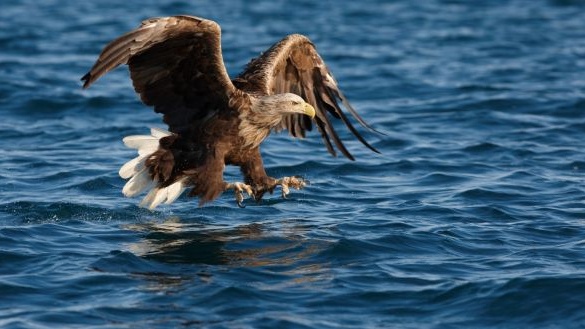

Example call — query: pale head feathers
[254,93,314,119]
[239,93,315,149]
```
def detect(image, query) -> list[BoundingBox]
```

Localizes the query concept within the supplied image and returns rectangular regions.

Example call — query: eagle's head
[239,93,316,148]
[255,93,315,119]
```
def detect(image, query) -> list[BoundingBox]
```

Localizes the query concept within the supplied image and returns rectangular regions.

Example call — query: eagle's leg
[274,176,308,199]
[244,176,307,201]
[224,182,253,208]
[237,149,307,203]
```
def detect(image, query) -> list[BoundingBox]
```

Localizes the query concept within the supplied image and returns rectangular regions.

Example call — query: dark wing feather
[81,15,235,134]
[233,34,379,160]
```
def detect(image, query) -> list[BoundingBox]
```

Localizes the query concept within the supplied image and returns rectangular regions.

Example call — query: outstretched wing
[81,15,235,134]
[233,34,379,160]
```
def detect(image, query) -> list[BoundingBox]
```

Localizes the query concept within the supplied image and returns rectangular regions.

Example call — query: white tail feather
[122,168,153,197]
[123,135,159,149]
[150,127,172,138]
[137,147,158,157]
[165,180,186,204]
[118,155,146,179]
[139,188,158,208]
[138,179,186,210]
[119,128,186,209]
[148,188,169,210]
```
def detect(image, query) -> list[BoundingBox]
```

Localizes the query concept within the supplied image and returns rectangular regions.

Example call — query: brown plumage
[81,15,379,209]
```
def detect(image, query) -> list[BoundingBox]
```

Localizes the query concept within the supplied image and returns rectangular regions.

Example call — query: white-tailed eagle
[81,15,378,209]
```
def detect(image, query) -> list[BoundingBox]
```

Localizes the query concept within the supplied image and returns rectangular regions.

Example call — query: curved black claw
[225,181,253,209]
[237,199,246,208]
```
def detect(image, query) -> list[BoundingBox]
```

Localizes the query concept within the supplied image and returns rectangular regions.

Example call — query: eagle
[81,15,378,209]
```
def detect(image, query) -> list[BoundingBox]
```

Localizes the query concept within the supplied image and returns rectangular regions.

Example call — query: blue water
[1,0,585,328]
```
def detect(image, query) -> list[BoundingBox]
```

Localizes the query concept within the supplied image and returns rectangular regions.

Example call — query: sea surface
[1,0,585,328]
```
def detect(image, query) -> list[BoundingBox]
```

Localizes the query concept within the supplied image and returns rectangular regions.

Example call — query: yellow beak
[303,103,316,119]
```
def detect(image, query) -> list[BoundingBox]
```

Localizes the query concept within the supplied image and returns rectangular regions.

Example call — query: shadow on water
[122,215,333,269]
[86,216,337,296]
[103,216,338,295]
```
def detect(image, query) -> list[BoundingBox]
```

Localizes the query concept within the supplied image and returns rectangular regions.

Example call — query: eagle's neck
[238,96,285,149]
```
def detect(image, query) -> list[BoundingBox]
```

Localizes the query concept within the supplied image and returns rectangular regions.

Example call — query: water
[1,0,585,327]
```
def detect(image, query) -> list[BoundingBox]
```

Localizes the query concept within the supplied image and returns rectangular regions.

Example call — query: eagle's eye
[292,101,301,105]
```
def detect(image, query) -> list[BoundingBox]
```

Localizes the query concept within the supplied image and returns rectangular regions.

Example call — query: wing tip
[80,72,92,89]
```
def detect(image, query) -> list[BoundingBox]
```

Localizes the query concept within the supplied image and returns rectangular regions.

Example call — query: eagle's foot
[275,176,308,199]
[224,182,253,208]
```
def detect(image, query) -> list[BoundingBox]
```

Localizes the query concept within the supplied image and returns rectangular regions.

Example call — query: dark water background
[1,0,585,328]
